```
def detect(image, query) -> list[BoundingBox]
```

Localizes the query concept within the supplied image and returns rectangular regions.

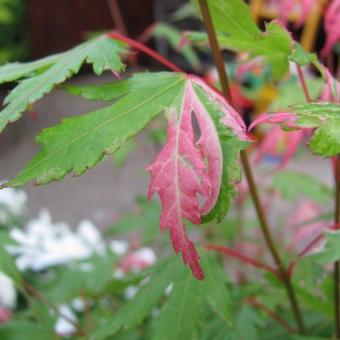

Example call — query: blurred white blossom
[110,240,129,255]
[0,272,16,309]
[7,210,105,271]
[55,304,77,336]
[0,184,27,224]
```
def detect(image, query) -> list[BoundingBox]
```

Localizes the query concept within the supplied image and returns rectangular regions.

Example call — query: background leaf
[192,0,292,79]
[152,269,203,340]
[0,35,125,133]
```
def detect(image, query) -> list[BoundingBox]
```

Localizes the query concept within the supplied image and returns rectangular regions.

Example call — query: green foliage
[152,270,203,340]
[291,103,340,157]
[200,254,232,324]
[311,230,340,264]
[64,79,130,101]
[193,83,249,223]
[272,170,332,203]
[91,257,184,339]
[0,35,125,133]
[5,73,185,187]
[270,78,324,110]
[288,42,318,66]
[0,321,54,340]
[0,0,28,64]
[192,0,292,79]
[0,244,21,285]
[92,253,233,340]
[151,22,201,70]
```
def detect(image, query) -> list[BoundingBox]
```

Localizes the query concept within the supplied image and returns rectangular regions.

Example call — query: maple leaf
[0,35,125,133]
[320,65,340,102]
[249,102,340,157]
[322,0,340,57]
[190,0,293,79]
[252,126,306,168]
[147,76,249,279]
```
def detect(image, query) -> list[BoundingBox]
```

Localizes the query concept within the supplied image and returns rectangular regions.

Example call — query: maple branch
[107,32,184,73]
[295,64,312,103]
[197,0,306,334]
[287,222,340,276]
[206,244,279,277]
[287,233,324,276]
[107,0,128,36]
[247,298,296,334]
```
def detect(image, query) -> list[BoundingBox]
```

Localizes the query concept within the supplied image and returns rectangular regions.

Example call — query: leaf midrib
[18,77,184,179]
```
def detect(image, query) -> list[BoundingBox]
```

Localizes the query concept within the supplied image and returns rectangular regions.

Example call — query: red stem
[287,222,340,276]
[205,244,279,277]
[287,233,324,276]
[296,64,312,103]
[247,298,296,334]
[108,32,184,73]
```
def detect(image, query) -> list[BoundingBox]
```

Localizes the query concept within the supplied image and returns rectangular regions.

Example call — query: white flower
[7,210,106,271]
[55,304,77,336]
[71,298,86,312]
[110,240,129,255]
[133,248,156,264]
[0,185,27,223]
[0,272,16,309]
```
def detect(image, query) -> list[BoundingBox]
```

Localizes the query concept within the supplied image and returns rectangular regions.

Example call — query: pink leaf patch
[320,65,340,102]
[147,77,248,279]
[322,0,340,57]
[249,111,298,131]
[252,126,305,168]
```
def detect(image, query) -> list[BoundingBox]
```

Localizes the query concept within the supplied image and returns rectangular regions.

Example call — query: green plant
[1,0,340,339]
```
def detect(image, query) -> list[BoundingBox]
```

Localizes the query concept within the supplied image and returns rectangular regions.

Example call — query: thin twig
[247,297,296,334]
[206,244,279,277]
[108,32,184,73]
[296,64,312,103]
[287,233,324,275]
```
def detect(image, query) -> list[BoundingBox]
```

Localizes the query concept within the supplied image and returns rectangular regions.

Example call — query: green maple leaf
[152,269,203,340]
[191,0,292,80]
[91,253,232,340]
[311,229,340,263]
[4,72,185,187]
[0,34,125,133]
[91,257,184,340]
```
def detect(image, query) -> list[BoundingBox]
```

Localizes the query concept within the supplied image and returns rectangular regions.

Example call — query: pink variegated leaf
[249,102,340,157]
[249,112,298,131]
[147,76,249,279]
[252,126,305,168]
[320,65,340,102]
[267,0,315,28]
[268,0,318,28]
[322,0,340,57]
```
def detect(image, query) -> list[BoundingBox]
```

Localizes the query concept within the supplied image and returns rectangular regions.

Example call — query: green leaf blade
[0,35,125,133]
[7,73,185,187]
[152,269,203,340]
